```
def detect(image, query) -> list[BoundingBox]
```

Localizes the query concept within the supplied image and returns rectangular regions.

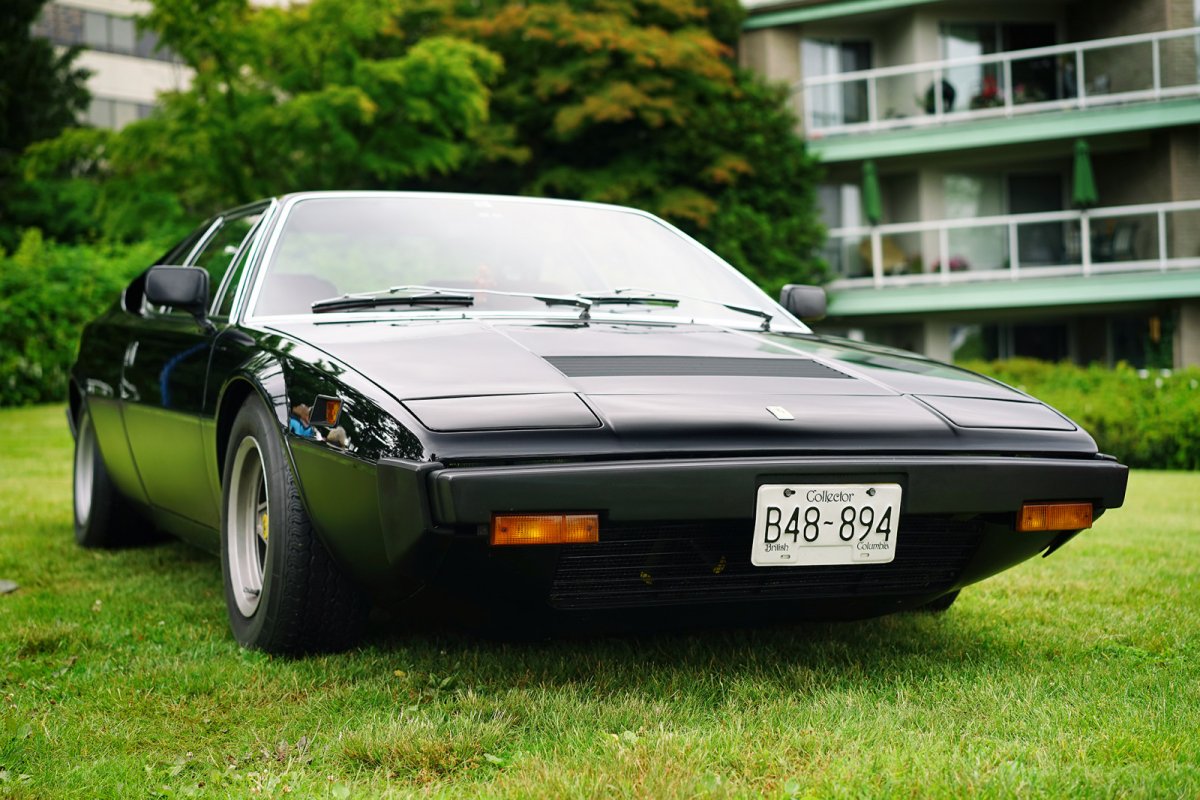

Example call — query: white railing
[800,27,1200,136]
[826,200,1200,289]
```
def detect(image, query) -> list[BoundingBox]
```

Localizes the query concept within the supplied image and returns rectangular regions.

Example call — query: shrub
[0,230,162,406]
[961,358,1200,470]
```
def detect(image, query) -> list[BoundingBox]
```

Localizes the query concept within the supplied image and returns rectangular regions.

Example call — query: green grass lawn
[0,404,1197,799]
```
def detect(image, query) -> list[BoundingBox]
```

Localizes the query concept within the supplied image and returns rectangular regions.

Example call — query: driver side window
[190,211,264,311]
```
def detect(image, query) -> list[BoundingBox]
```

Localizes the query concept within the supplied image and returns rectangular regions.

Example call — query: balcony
[826,200,1200,289]
[799,27,1200,138]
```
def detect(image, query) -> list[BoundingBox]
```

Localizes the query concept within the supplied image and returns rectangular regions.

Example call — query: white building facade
[32,0,192,128]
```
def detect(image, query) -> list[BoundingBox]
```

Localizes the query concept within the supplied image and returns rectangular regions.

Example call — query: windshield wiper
[311,288,474,314]
[581,288,774,331]
[579,293,681,309]
[387,285,593,313]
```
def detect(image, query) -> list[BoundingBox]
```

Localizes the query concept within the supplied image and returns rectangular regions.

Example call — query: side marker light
[491,514,599,546]
[1018,502,1093,532]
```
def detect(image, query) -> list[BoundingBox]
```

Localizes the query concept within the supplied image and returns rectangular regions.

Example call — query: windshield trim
[240,191,810,333]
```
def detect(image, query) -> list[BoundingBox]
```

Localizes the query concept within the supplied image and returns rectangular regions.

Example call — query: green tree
[0,0,91,247]
[405,0,827,288]
[25,0,505,240]
[28,0,826,288]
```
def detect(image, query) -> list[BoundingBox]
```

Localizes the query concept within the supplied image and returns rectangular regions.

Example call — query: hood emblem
[767,406,794,421]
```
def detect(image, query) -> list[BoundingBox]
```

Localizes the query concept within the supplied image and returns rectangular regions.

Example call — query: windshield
[251,195,801,330]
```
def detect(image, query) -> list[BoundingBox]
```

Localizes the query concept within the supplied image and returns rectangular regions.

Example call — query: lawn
[0,404,1197,799]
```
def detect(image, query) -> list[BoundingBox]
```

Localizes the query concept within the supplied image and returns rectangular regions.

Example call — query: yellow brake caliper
[259,512,269,543]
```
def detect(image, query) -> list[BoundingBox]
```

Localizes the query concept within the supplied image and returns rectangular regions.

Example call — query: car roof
[268,190,653,217]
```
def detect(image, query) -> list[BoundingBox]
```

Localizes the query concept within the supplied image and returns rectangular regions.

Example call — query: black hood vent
[545,355,851,379]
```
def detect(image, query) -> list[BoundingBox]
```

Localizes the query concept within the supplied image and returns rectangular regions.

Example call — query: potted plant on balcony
[969,75,1004,109]
[931,256,971,272]
[1014,82,1047,105]
[923,80,957,114]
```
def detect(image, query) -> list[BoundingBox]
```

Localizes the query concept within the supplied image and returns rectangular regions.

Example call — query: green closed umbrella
[1072,139,1099,208]
[862,160,883,225]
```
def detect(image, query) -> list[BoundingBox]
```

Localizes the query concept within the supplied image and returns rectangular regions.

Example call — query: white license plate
[751,483,901,567]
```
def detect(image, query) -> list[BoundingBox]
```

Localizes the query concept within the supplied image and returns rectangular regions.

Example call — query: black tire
[220,396,369,654]
[73,406,143,548]
[917,590,960,613]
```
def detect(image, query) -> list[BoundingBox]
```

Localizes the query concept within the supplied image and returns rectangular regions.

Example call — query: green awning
[744,0,939,30]
[862,160,883,224]
[827,270,1200,318]
[1073,139,1099,208]
[807,99,1200,163]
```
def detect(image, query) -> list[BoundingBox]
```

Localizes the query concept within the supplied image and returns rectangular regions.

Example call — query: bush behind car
[0,230,162,406]
[962,358,1200,470]
[1,233,1196,470]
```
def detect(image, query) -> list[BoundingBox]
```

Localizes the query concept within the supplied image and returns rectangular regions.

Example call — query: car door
[77,227,210,512]
[121,205,266,534]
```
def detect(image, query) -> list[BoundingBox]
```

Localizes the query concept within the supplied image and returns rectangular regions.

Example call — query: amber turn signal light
[321,398,342,425]
[1018,502,1093,532]
[491,514,599,546]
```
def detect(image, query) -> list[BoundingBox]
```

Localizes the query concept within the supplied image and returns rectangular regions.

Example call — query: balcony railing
[799,27,1200,136]
[826,200,1200,288]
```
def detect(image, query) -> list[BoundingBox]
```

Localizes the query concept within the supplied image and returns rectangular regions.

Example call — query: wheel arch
[214,367,290,482]
[67,378,84,436]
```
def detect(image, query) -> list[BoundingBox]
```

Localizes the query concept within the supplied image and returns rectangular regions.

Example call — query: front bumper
[422,454,1128,524]
[374,454,1127,617]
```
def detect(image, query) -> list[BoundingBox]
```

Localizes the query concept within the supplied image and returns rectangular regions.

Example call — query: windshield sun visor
[403,393,602,432]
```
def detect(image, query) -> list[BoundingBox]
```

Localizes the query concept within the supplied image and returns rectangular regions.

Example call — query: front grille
[544,355,851,379]
[549,516,983,610]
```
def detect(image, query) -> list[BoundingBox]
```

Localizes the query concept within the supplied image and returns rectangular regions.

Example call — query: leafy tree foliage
[26,0,826,288]
[404,0,827,288]
[0,0,91,248]
[0,230,161,405]
[26,0,504,240]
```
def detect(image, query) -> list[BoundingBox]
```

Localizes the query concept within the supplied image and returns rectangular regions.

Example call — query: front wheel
[220,397,368,653]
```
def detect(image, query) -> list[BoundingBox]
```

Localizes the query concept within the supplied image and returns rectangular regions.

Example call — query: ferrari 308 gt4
[69,192,1128,652]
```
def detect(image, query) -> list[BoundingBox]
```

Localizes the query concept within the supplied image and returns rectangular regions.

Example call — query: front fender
[207,327,433,598]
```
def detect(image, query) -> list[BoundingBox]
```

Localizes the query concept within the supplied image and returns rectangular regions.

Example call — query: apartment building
[31,0,191,129]
[742,0,1200,367]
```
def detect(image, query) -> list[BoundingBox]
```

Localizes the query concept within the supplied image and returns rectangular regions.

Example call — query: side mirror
[146,265,211,323]
[779,284,827,322]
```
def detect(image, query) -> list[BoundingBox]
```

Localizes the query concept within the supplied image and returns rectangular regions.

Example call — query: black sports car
[69,192,1128,653]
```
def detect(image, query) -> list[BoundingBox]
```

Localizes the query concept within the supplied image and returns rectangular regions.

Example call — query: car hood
[265,318,1096,459]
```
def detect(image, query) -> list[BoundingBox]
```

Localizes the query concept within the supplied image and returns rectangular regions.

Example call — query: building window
[87,97,155,129]
[951,322,1070,363]
[942,172,1067,272]
[31,3,178,63]
[802,39,872,128]
[940,23,1061,109]
[818,183,870,279]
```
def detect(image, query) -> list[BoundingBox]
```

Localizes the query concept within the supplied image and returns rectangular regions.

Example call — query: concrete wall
[1066,0,1170,40]
[56,0,150,15]
[1169,128,1200,261]
[739,27,802,83]
[1178,300,1200,367]
[75,50,191,105]
[1092,135,1173,207]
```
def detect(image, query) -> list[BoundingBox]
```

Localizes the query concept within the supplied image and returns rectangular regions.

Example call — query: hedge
[0,230,162,406]
[962,358,1200,471]
[1,234,1197,470]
